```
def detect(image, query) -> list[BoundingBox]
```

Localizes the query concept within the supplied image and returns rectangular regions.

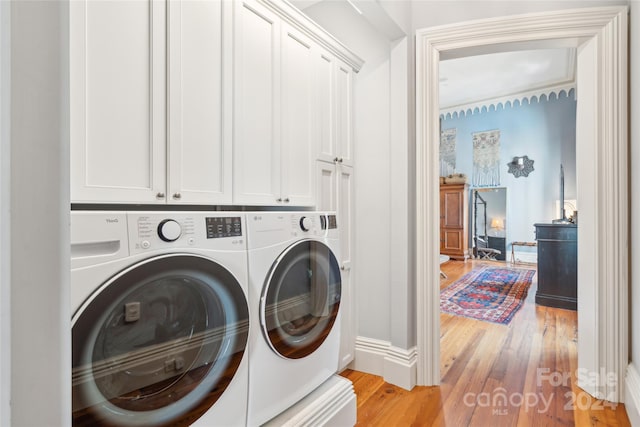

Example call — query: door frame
[415,6,628,401]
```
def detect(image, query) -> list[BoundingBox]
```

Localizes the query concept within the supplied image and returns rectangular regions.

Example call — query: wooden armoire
[440,183,469,260]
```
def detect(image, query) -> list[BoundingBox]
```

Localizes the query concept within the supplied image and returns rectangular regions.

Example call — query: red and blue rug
[440,266,536,325]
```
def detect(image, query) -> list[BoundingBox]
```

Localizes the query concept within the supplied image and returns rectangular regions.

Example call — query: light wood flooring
[340,260,631,426]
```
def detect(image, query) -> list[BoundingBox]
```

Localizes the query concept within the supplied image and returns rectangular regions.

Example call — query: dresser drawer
[535,224,577,241]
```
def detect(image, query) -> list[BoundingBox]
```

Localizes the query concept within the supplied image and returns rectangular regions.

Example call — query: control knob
[158,219,182,242]
[299,216,312,232]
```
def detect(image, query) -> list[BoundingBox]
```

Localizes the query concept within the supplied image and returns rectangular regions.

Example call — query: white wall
[10,2,70,425]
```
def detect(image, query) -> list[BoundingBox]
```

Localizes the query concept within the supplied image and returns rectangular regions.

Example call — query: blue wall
[441,90,576,252]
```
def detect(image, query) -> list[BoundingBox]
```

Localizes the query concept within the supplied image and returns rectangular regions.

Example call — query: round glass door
[261,240,341,359]
[72,254,249,427]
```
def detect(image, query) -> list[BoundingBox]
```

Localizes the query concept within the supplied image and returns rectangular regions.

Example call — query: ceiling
[439,48,576,110]
[289,1,577,111]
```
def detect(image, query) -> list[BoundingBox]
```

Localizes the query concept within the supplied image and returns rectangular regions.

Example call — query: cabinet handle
[276,198,283,202]
[173,193,181,199]
[334,157,339,163]
[338,158,344,163]
[156,192,165,199]
[284,198,290,203]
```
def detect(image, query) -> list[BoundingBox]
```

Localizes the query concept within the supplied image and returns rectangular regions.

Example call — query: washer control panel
[206,216,242,239]
[128,213,245,253]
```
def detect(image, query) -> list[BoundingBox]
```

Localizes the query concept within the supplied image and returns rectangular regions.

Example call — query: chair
[439,254,450,278]
[475,236,501,260]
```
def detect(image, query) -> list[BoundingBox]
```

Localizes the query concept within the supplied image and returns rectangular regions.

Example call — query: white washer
[245,212,342,426]
[71,211,249,427]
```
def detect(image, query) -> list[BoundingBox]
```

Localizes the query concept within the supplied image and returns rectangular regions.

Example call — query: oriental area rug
[440,266,535,325]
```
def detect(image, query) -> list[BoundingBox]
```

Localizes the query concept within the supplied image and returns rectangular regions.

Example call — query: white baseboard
[352,336,417,391]
[511,250,537,264]
[626,363,640,427]
[263,375,356,427]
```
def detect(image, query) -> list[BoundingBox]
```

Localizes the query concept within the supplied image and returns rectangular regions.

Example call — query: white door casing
[416,6,628,402]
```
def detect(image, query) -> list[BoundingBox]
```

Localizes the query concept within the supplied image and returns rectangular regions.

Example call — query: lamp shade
[490,218,504,229]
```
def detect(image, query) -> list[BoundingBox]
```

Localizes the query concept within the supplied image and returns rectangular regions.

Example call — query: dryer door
[261,240,341,359]
[72,254,249,427]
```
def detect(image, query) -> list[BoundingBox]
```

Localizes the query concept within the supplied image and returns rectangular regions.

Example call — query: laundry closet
[69,0,363,425]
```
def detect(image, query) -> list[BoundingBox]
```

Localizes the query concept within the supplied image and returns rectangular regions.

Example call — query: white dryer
[245,212,342,426]
[71,211,249,427]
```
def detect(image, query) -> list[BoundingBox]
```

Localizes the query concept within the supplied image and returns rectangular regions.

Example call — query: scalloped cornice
[440,84,576,119]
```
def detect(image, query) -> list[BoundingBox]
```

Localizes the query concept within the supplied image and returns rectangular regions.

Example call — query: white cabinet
[71,0,232,204]
[167,0,233,204]
[317,160,355,369]
[71,0,362,207]
[280,23,316,206]
[233,0,315,206]
[317,55,354,168]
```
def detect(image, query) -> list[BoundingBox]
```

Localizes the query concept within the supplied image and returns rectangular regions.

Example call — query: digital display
[206,217,242,239]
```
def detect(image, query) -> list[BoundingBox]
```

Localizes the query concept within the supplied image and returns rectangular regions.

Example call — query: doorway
[416,7,628,402]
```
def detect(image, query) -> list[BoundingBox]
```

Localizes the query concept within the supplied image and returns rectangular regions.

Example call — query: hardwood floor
[340,260,631,426]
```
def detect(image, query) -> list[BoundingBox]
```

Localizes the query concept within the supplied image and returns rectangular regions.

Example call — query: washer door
[72,254,249,427]
[261,240,341,359]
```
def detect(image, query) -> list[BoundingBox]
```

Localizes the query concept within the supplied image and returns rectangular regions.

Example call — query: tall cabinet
[440,183,470,260]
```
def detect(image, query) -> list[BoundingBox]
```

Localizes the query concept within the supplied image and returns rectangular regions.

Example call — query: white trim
[0,0,10,424]
[259,0,364,72]
[511,251,537,265]
[351,336,417,391]
[384,345,417,391]
[263,375,356,427]
[416,6,628,403]
[440,83,575,118]
[351,336,388,376]
[625,364,640,427]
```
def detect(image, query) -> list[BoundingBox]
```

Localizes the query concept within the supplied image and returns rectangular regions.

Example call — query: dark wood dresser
[534,223,577,310]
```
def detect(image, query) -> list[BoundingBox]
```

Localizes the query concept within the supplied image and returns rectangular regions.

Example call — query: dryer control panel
[128,213,245,254]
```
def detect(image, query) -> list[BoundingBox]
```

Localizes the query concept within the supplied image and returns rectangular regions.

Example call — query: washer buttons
[141,240,151,249]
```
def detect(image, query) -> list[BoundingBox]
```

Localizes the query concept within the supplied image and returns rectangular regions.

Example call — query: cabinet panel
[335,61,353,166]
[71,0,165,203]
[317,53,335,163]
[280,24,315,206]
[339,165,354,269]
[233,0,280,204]
[443,230,462,252]
[168,0,231,204]
[316,160,336,211]
[442,190,463,228]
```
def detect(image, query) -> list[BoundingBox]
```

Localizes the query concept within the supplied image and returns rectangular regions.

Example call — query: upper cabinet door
[280,23,316,207]
[167,0,232,204]
[316,51,335,164]
[233,0,282,205]
[335,60,354,167]
[70,0,166,203]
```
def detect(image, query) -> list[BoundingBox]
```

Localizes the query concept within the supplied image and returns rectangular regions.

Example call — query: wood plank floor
[340,260,631,426]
